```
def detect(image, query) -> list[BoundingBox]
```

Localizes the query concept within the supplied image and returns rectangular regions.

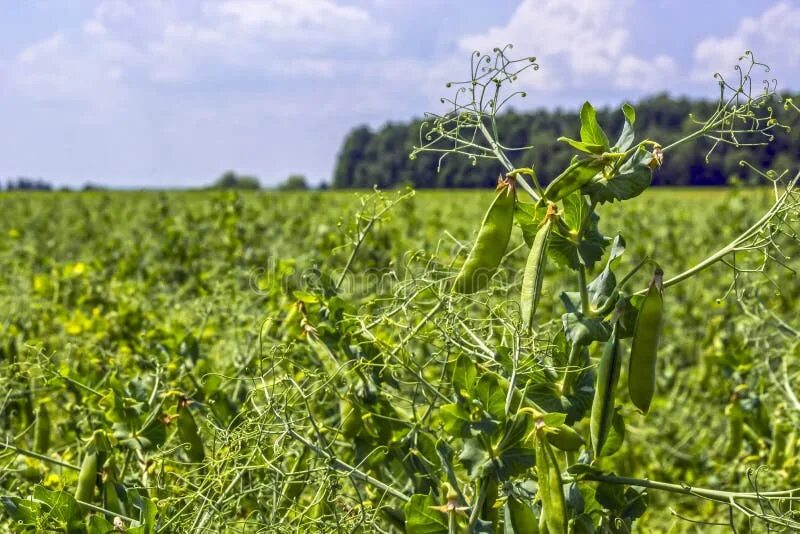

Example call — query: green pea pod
[33,404,51,454]
[724,399,744,461]
[546,424,584,452]
[75,452,98,504]
[504,493,540,533]
[75,430,107,505]
[177,398,205,463]
[769,421,790,469]
[543,157,600,202]
[591,324,622,457]
[520,205,556,330]
[102,461,125,517]
[628,268,663,414]
[453,176,515,294]
[535,427,567,534]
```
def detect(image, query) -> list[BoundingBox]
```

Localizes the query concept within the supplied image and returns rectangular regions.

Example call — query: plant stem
[633,174,799,295]
[578,472,800,503]
[0,441,80,471]
[577,265,591,315]
[478,121,540,202]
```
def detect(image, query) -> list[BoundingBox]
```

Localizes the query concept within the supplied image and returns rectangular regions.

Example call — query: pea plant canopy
[3,45,800,533]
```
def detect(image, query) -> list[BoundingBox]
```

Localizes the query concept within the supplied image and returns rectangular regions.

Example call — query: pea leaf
[549,191,609,270]
[404,494,448,534]
[614,103,636,151]
[562,313,610,346]
[515,200,546,248]
[584,146,654,204]
[558,136,606,154]
[459,438,493,478]
[580,101,610,149]
[586,234,626,311]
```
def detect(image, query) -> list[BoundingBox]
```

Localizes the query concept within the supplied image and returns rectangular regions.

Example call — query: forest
[333,93,800,189]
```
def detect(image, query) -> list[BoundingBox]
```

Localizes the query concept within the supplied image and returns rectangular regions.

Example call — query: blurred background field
[1,186,796,532]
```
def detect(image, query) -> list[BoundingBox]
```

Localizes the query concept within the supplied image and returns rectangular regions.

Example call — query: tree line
[333,93,800,189]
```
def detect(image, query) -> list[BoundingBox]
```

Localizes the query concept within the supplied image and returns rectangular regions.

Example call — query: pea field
[0,184,799,533]
[4,44,800,533]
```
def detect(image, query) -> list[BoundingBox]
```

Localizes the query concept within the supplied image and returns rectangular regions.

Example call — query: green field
[1,187,798,532]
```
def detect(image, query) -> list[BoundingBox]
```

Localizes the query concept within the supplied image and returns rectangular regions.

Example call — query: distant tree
[4,177,53,191]
[211,171,261,190]
[277,174,309,191]
[331,92,800,189]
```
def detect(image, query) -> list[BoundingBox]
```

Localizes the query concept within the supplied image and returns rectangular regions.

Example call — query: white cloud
[617,54,678,91]
[693,2,800,85]
[455,0,678,100]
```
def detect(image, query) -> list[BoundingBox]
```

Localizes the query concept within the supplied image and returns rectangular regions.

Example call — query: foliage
[277,174,310,191]
[210,170,261,190]
[333,93,800,190]
[1,47,800,533]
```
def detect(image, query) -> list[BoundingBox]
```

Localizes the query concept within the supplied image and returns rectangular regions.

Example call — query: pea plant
[264,47,800,533]
[4,47,800,534]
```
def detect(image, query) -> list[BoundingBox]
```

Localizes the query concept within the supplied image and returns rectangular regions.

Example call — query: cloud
[617,55,678,91]
[693,2,800,86]
[454,0,680,100]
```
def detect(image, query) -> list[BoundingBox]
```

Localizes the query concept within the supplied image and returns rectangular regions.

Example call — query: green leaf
[586,234,626,311]
[439,403,472,438]
[584,146,654,204]
[614,103,636,151]
[1,496,39,525]
[459,438,493,478]
[495,414,538,479]
[404,494,449,534]
[33,486,81,528]
[579,102,610,148]
[88,515,116,534]
[474,374,508,420]
[549,191,609,270]
[562,313,610,346]
[558,136,605,154]
[515,200,546,248]
[453,353,477,393]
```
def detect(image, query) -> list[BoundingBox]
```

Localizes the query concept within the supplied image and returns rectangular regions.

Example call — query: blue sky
[1,0,799,188]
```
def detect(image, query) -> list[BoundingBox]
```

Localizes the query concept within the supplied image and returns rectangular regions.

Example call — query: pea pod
[543,157,601,202]
[628,267,663,414]
[177,398,205,463]
[535,426,567,534]
[546,423,584,452]
[769,420,790,469]
[724,398,744,461]
[75,430,106,505]
[102,460,125,517]
[591,324,621,457]
[33,404,51,454]
[453,176,515,294]
[520,204,556,330]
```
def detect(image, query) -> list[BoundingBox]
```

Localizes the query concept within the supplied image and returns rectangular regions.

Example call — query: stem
[577,265,591,316]
[579,472,800,503]
[561,343,583,396]
[282,425,409,503]
[336,217,374,290]
[633,176,798,295]
[0,441,80,471]
[478,121,540,202]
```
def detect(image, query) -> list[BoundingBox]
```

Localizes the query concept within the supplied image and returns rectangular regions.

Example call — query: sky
[1,0,800,188]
